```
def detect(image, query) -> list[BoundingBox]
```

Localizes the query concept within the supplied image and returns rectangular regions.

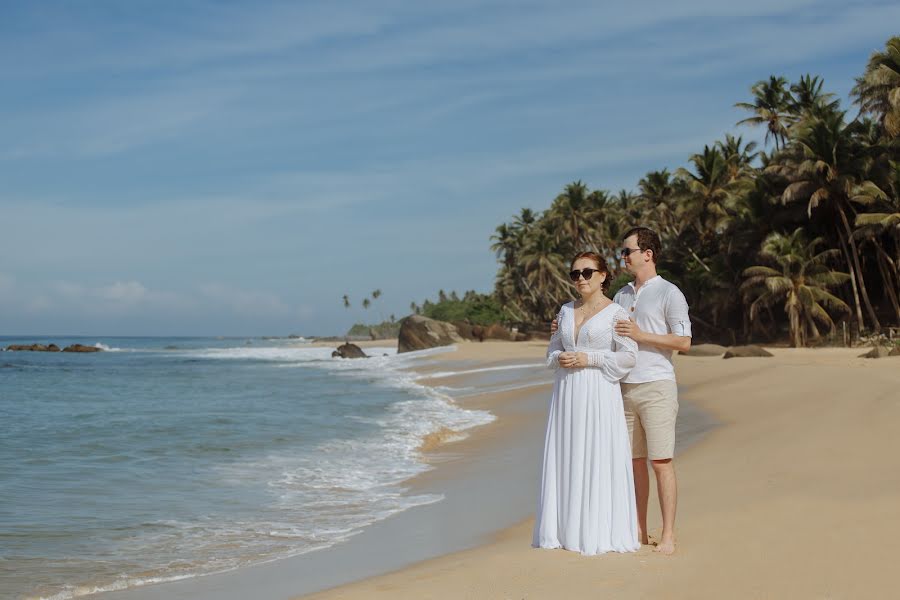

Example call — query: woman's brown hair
[570,251,611,293]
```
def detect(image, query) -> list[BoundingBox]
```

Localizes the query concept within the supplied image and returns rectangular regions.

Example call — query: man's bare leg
[651,458,677,554]
[632,457,650,545]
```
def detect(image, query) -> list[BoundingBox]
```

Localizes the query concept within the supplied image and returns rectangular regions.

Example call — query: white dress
[533,301,640,555]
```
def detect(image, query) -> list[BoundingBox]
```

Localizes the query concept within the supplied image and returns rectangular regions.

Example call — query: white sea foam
[420,362,546,379]
[25,342,493,600]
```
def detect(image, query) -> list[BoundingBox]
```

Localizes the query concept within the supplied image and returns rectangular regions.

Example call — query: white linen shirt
[613,275,692,383]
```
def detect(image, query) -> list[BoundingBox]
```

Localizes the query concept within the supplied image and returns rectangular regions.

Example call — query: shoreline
[95,339,719,600]
[299,347,900,599]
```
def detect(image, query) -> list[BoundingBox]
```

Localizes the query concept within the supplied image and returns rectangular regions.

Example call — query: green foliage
[490,37,900,342]
[346,320,401,339]
[418,290,508,326]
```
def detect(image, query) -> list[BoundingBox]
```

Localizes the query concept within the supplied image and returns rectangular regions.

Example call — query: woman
[533,252,640,555]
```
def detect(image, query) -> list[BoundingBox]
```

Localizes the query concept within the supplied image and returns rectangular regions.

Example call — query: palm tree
[372,289,381,300]
[853,166,900,321]
[852,36,900,137]
[519,227,571,320]
[716,134,759,181]
[547,181,597,250]
[362,298,371,310]
[772,110,885,331]
[789,74,839,120]
[741,228,850,347]
[342,295,350,309]
[736,76,795,149]
[676,145,750,242]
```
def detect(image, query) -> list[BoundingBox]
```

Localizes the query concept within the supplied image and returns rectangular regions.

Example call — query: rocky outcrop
[483,323,514,341]
[332,343,367,359]
[682,343,727,357]
[451,321,476,340]
[62,344,102,353]
[859,346,891,359]
[397,315,464,353]
[7,343,62,352]
[723,345,774,359]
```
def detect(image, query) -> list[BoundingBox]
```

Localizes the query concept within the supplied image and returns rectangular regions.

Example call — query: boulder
[332,343,367,359]
[858,346,891,359]
[891,346,900,357]
[7,344,50,351]
[397,315,464,353]
[47,344,61,352]
[682,343,727,357]
[62,344,102,353]
[452,321,476,340]
[723,345,774,359]
[483,323,514,341]
[471,325,486,342]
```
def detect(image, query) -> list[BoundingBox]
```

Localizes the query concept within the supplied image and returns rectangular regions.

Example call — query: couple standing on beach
[533,226,691,556]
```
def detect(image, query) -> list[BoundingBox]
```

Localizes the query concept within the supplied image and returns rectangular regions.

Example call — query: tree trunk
[875,244,900,323]
[837,206,881,332]
[836,228,865,330]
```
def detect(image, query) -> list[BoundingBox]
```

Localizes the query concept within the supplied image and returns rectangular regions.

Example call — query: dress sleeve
[584,308,638,383]
[546,308,565,369]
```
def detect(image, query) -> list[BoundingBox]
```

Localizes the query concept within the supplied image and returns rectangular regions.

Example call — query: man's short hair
[622,226,661,264]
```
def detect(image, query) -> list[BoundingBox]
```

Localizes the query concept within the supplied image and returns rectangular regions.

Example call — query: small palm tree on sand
[740,228,851,347]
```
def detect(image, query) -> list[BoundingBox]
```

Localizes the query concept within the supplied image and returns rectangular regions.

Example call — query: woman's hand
[558,351,588,368]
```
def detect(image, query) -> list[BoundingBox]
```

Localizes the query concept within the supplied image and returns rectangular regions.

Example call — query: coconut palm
[676,145,751,240]
[342,295,350,309]
[852,36,900,137]
[736,76,795,149]
[741,228,850,347]
[772,110,885,331]
[518,227,571,320]
[789,74,840,120]
[547,181,598,250]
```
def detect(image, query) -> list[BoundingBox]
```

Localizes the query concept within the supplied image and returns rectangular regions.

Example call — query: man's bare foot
[653,538,676,555]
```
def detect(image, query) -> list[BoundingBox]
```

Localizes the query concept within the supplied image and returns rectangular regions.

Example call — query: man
[613,226,691,555]
[550,226,691,554]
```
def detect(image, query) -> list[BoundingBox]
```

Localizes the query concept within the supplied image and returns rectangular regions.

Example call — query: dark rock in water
[397,315,464,353]
[62,344,102,353]
[682,343,727,357]
[859,346,891,359]
[47,344,60,352]
[7,344,52,351]
[333,343,367,359]
[723,345,773,359]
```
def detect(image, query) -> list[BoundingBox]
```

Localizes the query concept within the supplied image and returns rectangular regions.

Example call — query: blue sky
[1,1,897,336]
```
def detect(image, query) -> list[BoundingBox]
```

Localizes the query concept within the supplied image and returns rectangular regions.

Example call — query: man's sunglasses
[619,247,645,258]
[569,268,602,282]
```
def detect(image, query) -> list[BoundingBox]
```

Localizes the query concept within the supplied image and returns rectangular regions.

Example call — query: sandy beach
[300,342,900,600]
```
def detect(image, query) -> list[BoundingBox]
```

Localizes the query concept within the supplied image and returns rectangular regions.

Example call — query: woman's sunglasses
[569,268,602,282]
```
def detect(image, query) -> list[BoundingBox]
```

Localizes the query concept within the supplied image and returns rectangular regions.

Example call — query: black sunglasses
[619,247,645,258]
[569,268,602,282]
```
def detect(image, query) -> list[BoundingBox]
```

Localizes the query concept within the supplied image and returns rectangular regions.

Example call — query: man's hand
[550,318,558,335]
[614,318,644,343]
[558,351,588,368]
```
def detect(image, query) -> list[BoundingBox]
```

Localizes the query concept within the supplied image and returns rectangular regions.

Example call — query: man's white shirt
[613,275,692,384]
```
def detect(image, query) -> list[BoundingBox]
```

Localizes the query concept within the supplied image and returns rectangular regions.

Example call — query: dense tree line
[491,36,900,346]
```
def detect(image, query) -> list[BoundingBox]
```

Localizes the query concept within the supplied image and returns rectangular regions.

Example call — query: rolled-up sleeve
[665,288,692,337]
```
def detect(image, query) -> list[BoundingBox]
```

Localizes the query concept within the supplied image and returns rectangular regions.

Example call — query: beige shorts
[622,379,678,460]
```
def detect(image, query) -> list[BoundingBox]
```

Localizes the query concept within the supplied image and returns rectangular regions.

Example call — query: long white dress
[533,301,640,555]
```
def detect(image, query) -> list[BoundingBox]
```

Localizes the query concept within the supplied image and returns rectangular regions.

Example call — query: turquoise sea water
[0,336,494,600]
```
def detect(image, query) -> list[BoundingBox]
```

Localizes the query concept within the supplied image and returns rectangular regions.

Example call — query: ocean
[0,336,495,600]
